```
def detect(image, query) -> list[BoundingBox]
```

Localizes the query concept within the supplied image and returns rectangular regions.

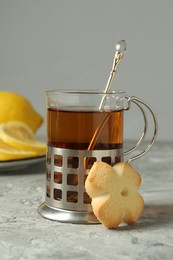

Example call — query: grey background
[0,0,172,141]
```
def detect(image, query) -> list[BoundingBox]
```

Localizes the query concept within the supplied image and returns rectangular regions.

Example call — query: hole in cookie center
[121,189,128,197]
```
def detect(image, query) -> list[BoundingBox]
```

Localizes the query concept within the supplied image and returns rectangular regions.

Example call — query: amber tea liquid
[47,108,123,150]
[47,107,123,202]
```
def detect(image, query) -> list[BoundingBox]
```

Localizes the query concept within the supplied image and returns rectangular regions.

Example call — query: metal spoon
[99,40,127,110]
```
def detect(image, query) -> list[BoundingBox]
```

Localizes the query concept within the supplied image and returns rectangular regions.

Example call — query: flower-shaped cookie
[85,161,144,228]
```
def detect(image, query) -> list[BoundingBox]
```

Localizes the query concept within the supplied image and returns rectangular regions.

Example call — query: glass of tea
[38,90,157,224]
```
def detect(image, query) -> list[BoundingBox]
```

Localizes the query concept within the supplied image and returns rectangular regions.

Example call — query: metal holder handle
[124,96,158,163]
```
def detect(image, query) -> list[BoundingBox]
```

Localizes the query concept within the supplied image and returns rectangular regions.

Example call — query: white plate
[0,155,46,172]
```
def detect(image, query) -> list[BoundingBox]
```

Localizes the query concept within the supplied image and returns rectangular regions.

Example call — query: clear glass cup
[38,90,157,224]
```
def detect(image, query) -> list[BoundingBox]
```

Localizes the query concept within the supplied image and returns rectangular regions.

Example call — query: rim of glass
[45,89,126,95]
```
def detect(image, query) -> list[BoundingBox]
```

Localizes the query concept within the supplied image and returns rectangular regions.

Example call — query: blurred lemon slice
[0,91,43,132]
[0,121,46,154]
[0,138,38,161]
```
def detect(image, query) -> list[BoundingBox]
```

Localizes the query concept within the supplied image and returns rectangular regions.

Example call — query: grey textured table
[0,141,173,260]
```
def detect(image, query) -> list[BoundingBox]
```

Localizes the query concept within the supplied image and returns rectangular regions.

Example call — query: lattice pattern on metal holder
[45,147,123,211]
